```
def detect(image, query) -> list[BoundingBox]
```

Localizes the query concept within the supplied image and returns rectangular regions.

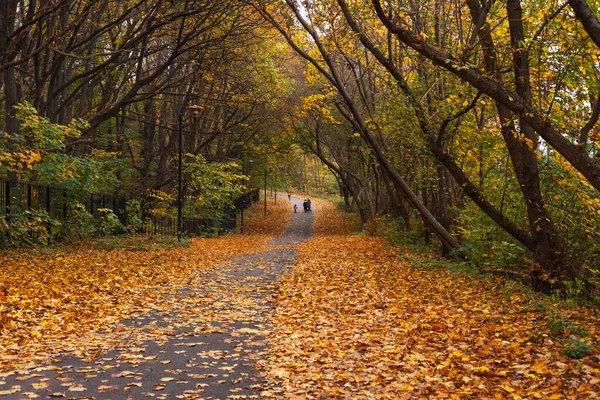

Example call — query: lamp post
[264,167,267,217]
[177,105,202,241]
[240,159,253,233]
[177,110,183,240]
[241,162,245,234]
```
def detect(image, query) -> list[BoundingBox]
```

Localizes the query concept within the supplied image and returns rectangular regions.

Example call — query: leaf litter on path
[261,199,600,399]
[0,198,289,396]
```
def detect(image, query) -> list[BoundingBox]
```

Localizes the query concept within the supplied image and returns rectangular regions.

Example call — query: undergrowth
[370,213,598,359]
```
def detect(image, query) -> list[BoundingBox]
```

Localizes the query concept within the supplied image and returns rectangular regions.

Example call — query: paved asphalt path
[0,196,313,400]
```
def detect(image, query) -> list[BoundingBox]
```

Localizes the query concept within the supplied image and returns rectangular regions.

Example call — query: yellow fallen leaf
[15,374,42,381]
[31,382,48,389]
[501,385,515,393]
[531,362,550,375]
[0,387,21,395]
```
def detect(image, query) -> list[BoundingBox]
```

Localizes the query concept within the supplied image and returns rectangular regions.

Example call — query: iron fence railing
[1,178,127,224]
[234,188,259,210]
[1,178,260,237]
[141,189,259,236]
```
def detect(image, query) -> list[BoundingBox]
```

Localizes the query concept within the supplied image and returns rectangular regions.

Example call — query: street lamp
[240,159,254,233]
[177,104,203,241]
[264,166,267,217]
[177,110,183,240]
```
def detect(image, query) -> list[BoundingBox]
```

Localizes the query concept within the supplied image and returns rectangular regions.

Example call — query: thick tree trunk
[507,0,569,288]
[437,161,453,256]
[568,0,600,49]
[1,0,20,135]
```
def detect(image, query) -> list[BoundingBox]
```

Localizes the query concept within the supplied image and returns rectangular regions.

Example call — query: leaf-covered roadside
[263,203,600,399]
[0,196,290,373]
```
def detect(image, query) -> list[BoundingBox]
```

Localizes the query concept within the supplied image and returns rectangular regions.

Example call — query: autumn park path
[0,196,313,399]
[3,197,600,399]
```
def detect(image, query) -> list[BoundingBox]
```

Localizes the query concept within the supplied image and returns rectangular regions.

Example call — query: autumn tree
[246,0,600,291]
[1,0,297,232]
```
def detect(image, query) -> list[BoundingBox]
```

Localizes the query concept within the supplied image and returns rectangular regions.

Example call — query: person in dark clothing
[303,199,308,212]
[307,198,312,212]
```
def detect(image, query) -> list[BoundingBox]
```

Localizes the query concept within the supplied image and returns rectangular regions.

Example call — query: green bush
[95,208,123,236]
[125,199,142,233]
[58,201,95,241]
[0,209,59,247]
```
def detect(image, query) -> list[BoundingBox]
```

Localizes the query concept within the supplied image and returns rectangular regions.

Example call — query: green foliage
[0,102,84,177]
[16,102,86,148]
[1,103,122,195]
[546,310,570,337]
[95,208,123,236]
[183,154,246,232]
[125,199,143,233]
[561,337,594,359]
[545,310,593,358]
[364,215,407,246]
[364,214,433,254]
[0,210,59,248]
[540,154,600,275]
[147,190,176,220]
[58,202,95,242]
[456,202,528,272]
[35,152,123,195]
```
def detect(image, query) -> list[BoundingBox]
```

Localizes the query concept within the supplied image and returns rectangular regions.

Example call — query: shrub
[546,311,569,338]
[0,209,59,247]
[95,208,123,236]
[125,199,142,233]
[58,201,95,241]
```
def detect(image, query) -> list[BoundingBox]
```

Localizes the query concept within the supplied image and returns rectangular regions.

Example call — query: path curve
[0,196,313,399]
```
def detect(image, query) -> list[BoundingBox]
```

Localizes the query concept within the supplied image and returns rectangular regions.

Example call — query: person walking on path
[303,199,308,212]
[288,190,291,200]
[307,198,312,212]
[293,204,297,213]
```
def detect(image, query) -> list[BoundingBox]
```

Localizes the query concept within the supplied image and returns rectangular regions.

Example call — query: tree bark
[1,0,20,135]
[568,0,600,49]
[371,0,600,193]
[507,0,569,286]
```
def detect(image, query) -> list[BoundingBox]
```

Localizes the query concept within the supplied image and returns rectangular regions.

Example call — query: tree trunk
[507,0,569,289]
[1,0,20,135]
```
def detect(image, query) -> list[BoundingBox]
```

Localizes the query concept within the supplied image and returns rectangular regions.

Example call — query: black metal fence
[1,178,126,223]
[234,188,260,210]
[141,188,260,236]
[141,214,177,236]
[1,178,260,237]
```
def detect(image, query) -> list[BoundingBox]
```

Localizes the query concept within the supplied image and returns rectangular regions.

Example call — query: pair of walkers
[302,198,311,212]
[292,198,312,213]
